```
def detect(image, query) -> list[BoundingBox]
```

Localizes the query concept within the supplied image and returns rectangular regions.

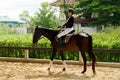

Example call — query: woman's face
[68,12,72,17]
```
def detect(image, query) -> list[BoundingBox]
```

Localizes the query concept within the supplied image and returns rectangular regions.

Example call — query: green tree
[19,10,31,27]
[30,2,59,28]
[19,10,30,22]
[75,0,120,26]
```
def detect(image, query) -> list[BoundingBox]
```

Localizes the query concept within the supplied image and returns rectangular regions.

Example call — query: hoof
[81,71,86,74]
[63,68,66,71]
[93,72,96,75]
[47,68,50,71]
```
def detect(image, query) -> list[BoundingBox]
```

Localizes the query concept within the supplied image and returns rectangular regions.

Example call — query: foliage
[0,34,50,47]
[0,26,14,35]
[0,27,120,48]
[75,0,120,26]
[1,29,119,49]
[19,10,31,27]
[92,27,120,49]
[19,10,30,22]
[30,2,59,28]
[0,27,120,62]
[0,34,78,60]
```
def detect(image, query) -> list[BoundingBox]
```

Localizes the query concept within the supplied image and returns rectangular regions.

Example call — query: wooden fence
[0,46,120,68]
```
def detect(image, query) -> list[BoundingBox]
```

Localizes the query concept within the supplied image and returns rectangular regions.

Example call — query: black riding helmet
[68,8,74,14]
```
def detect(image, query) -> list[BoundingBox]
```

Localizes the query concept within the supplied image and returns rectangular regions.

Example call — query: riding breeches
[57,28,74,38]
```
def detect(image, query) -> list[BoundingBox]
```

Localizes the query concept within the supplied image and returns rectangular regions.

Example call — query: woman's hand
[57,26,61,28]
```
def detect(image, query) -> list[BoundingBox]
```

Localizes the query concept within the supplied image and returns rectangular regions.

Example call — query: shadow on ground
[25,70,96,80]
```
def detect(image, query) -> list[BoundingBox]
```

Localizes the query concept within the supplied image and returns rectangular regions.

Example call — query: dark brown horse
[33,26,96,74]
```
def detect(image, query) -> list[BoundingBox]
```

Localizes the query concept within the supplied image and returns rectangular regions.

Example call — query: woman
[57,8,74,38]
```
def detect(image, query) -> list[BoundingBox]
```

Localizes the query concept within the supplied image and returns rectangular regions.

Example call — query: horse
[33,26,96,74]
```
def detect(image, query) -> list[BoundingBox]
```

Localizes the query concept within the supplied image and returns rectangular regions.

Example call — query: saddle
[55,30,75,44]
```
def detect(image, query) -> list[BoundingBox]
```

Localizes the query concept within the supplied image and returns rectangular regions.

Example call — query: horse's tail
[88,35,93,50]
[88,35,97,62]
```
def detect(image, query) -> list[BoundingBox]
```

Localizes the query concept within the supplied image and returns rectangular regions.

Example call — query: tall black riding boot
[58,38,62,49]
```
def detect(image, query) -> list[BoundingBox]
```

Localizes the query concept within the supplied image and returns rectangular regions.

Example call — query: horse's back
[61,32,91,51]
[77,32,89,37]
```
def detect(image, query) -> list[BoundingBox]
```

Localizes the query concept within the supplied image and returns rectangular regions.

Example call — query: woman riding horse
[57,8,74,38]
[57,8,74,48]
[33,9,96,75]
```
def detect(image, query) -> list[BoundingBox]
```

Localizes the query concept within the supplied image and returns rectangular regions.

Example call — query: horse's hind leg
[48,49,57,70]
[88,50,96,74]
[80,51,87,74]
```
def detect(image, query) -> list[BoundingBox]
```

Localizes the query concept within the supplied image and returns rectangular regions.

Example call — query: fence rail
[0,46,120,68]
[0,46,120,53]
[0,46,52,50]
[93,48,120,53]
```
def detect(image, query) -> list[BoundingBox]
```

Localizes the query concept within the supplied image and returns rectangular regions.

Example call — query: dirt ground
[0,61,120,80]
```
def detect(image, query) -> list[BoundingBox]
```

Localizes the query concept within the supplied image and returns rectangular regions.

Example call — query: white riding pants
[57,27,74,38]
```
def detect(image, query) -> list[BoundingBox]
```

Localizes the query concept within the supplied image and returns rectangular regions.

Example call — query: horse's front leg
[60,51,66,71]
[48,49,57,71]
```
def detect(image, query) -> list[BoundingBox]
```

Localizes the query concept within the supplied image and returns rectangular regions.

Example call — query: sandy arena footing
[0,61,120,80]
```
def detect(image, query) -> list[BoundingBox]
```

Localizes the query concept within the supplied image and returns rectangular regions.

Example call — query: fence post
[24,49,29,60]
[79,52,83,63]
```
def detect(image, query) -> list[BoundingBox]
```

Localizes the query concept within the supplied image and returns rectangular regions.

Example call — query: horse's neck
[42,29,55,41]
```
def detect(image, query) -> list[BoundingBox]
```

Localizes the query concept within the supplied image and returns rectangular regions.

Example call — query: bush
[92,27,120,62]
[0,26,14,35]
[0,34,51,47]
[0,27,120,49]
[0,27,120,62]
[92,27,120,49]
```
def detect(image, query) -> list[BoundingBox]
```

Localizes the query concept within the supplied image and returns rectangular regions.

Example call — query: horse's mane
[37,27,58,31]
[36,27,59,36]
[39,27,59,32]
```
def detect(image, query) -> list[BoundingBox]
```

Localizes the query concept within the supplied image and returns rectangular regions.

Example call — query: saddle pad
[55,34,73,44]
[65,34,73,43]
[79,33,88,37]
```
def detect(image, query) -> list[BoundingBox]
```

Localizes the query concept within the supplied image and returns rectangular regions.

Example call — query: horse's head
[33,26,42,44]
[33,26,59,46]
